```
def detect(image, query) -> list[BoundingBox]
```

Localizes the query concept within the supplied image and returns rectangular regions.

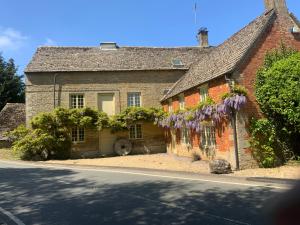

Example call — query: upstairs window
[70,94,84,109]
[199,84,208,102]
[129,124,143,139]
[72,127,85,143]
[179,94,185,110]
[128,92,141,107]
[168,99,173,113]
[201,124,216,148]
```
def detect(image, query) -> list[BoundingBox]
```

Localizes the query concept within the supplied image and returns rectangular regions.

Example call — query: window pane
[129,124,142,139]
[70,94,84,109]
[129,125,136,139]
[200,86,208,102]
[78,128,85,142]
[136,124,142,139]
[201,125,216,148]
[71,95,77,109]
[179,95,185,110]
[128,93,141,107]
[77,95,84,108]
[72,128,78,142]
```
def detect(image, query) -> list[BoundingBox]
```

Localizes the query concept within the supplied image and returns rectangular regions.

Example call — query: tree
[0,54,25,110]
[255,45,300,155]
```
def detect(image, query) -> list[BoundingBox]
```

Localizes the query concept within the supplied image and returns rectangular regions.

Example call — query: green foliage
[0,55,25,110]
[249,119,284,168]
[9,107,108,161]
[110,107,164,133]
[221,85,248,100]
[188,97,216,111]
[9,107,162,160]
[5,125,30,143]
[255,45,300,153]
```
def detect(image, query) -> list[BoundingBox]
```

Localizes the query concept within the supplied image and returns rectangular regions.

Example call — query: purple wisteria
[156,94,247,133]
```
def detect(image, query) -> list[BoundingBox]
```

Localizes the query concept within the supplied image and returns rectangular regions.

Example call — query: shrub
[249,118,291,168]
[255,45,300,154]
[9,107,106,161]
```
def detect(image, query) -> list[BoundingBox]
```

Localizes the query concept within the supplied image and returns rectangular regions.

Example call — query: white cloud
[0,27,28,51]
[44,38,57,46]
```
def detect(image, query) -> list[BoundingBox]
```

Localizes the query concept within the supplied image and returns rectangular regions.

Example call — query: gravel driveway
[46,153,300,180]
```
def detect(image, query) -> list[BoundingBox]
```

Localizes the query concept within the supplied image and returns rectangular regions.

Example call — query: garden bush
[255,45,300,158]
[249,118,289,168]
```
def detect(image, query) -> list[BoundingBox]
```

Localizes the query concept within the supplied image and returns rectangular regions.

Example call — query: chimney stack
[197,28,209,48]
[264,0,288,14]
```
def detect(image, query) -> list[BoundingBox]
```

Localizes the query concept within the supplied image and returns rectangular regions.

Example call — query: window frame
[72,127,85,143]
[127,92,141,107]
[200,123,216,149]
[168,99,173,113]
[181,128,190,146]
[179,94,185,110]
[70,94,85,109]
[199,84,209,103]
[129,124,143,140]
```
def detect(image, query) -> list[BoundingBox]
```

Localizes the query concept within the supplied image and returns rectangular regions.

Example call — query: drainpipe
[225,75,240,170]
[232,111,240,170]
[53,73,59,109]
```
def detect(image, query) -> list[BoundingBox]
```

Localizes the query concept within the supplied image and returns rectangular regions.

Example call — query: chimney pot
[197,27,209,48]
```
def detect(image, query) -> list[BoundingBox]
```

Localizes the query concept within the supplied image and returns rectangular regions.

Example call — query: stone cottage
[0,103,26,148]
[25,0,299,166]
[161,0,300,169]
[25,44,211,157]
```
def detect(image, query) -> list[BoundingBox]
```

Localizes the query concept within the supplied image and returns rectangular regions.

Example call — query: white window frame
[181,128,190,146]
[201,124,216,148]
[199,84,209,102]
[127,92,141,107]
[70,94,85,109]
[168,99,173,113]
[72,127,85,143]
[129,124,143,140]
[179,94,185,110]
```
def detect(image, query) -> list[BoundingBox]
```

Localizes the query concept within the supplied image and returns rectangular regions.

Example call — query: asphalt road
[0,160,294,225]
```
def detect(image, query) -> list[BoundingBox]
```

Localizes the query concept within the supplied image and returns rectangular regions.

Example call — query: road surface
[0,160,293,225]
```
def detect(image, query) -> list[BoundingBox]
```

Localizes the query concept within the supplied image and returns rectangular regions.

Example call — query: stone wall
[26,70,184,156]
[0,103,26,147]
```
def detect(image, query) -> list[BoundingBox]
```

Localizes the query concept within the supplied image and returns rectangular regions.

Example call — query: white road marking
[0,207,25,225]
[0,160,290,190]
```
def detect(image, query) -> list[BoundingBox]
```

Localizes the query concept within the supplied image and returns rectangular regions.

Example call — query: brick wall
[163,77,238,166]
[234,13,300,169]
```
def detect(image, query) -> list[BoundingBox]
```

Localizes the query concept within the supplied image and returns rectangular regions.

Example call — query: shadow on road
[0,167,281,225]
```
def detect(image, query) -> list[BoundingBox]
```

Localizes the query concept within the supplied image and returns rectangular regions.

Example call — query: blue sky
[0,0,299,74]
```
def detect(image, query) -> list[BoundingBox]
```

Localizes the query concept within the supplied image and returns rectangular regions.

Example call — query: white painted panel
[98,93,115,116]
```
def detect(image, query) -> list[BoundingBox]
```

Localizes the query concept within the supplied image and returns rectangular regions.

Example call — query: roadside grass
[0,148,20,160]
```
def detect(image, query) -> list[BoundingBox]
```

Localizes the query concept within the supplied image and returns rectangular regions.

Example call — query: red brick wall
[239,13,300,118]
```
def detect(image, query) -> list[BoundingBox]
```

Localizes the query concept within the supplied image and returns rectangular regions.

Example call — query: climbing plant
[156,87,247,132]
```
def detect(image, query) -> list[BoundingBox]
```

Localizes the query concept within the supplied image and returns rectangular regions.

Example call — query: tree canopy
[0,54,25,110]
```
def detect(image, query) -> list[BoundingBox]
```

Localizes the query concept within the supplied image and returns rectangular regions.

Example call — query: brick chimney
[197,28,209,48]
[264,0,288,14]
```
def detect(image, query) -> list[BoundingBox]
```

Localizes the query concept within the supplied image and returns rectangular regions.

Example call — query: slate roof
[290,13,300,28]
[25,46,213,73]
[162,10,276,101]
[0,103,26,141]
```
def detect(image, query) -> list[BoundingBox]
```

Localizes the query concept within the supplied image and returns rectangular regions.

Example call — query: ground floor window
[201,125,216,148]
[72,127,85,143]
[181,128,190,145]
[129,124,143,139]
